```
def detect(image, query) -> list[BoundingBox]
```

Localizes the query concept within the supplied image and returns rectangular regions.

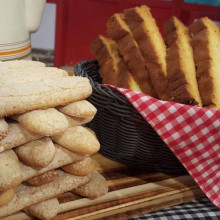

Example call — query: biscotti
[164,16,202,106]
[0,76,92,117]
[90,35,119,85]
[189,17,220,108]
[124,5,169,100]
[107,13,157,97]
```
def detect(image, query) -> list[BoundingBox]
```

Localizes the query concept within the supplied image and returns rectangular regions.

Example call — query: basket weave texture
[74,60,186,174]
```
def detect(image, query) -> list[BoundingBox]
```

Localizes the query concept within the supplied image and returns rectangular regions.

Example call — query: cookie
[62,157,95,176]
[15,137,56,168]
[52,126,100,155]
[27,170,58,186]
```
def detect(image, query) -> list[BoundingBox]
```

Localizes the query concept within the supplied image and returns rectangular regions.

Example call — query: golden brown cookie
[52,126,100,155]
[25,198,59,220]
[0,150,22,191]
[57,100,97,117]
[15,137,56,168]
[73,171,108,199]
[0,189,15,207]
[12,108,69,136]
[27,170,59,186]
[62,157,95,176]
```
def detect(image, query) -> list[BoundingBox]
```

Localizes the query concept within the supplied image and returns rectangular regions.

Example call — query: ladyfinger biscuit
[65,114,94,127]
[62,157,95,176]
[0,189,15,207]
[25,198,59,220]
[20,144,86,181]
[0,60,45,70]
[0,170,89,218]
[26,170,58,186]
[0,67,68,86]
[73,171,108,199]
[52,126,100,155]
[0,150,22,191]
[15,137,56,168]
[0,118,9,141]
[0,122,42,153]
[57,100,97,118]
[12,108,69,136]
[0,76,92,117]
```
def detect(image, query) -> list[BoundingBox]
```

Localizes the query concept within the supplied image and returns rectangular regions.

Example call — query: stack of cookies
[0,60,108,220]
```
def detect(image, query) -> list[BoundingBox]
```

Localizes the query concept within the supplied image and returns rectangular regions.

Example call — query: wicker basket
[74,60,186,174]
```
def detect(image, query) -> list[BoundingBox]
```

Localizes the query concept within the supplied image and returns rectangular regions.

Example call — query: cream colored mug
[0,0,46,61]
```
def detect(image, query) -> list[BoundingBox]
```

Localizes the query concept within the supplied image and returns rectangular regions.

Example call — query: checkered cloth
[130,198,220,220]
[113,87,220,209]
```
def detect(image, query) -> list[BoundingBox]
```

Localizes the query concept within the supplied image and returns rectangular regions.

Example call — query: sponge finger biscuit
[15,137,56,168]
[73,171,108,199]
[12,108,69,136]
[57,100,97,117]
[0,118,9,141]
[0,150,22,191]
[0,122,42,153]
[52,126,100,155]
[0,189,15,207]
[62,157,95,176]
[0,76,92,118]
[26,170,58,186]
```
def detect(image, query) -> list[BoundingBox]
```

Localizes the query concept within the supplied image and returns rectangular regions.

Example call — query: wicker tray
[74,60,186,174]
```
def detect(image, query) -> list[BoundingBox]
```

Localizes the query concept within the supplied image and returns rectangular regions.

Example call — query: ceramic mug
[0,0,46,61]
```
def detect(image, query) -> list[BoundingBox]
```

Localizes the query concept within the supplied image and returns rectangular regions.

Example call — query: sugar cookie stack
[0,60,108,219]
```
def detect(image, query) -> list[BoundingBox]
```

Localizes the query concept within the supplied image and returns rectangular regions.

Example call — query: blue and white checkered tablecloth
[130,198,220,220]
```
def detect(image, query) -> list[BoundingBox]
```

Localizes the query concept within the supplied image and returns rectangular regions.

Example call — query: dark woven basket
[74,60,186,174]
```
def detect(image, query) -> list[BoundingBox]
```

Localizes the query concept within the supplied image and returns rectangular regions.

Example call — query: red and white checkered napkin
[113,86,220,209]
